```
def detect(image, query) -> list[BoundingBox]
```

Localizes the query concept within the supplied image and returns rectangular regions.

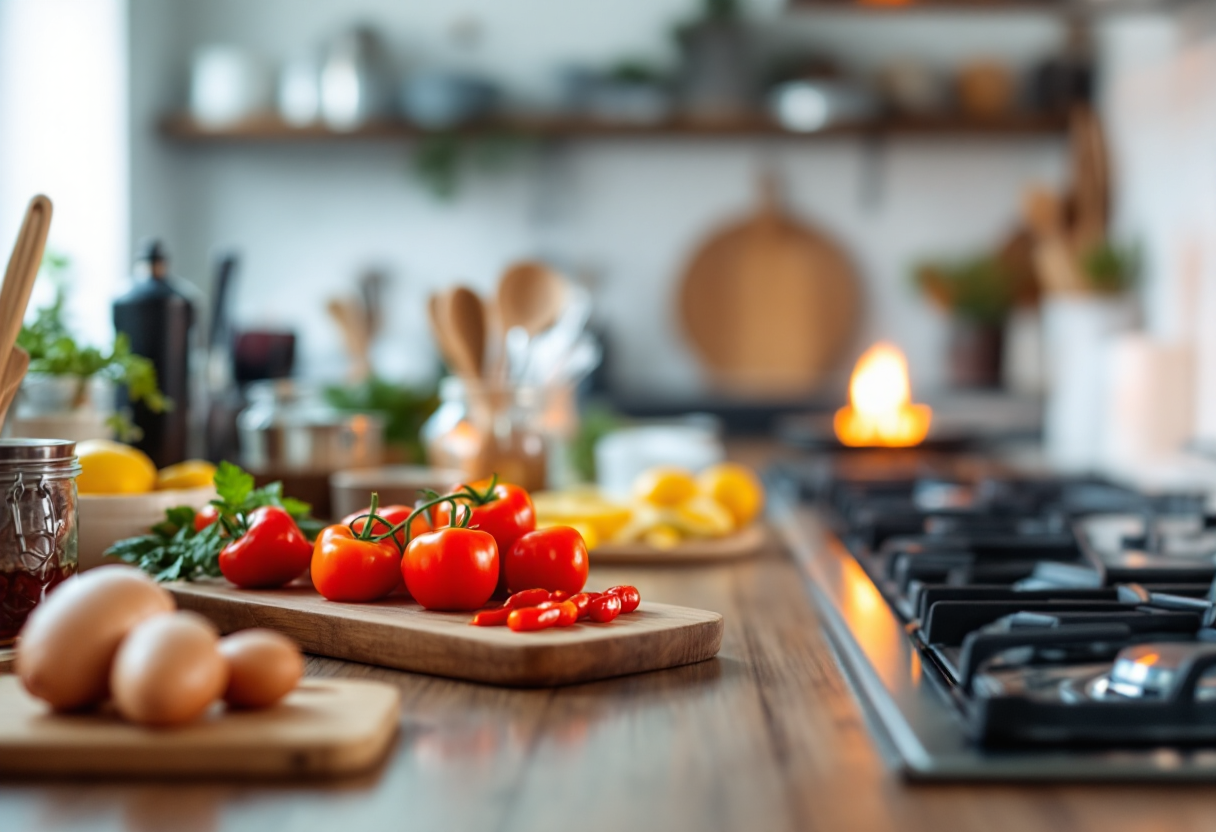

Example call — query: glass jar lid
[0,439,77,461]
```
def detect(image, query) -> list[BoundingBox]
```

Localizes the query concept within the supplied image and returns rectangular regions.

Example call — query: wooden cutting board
[678,173,861,397]
[0,676,400,779]
[591,524,767,564]
[169,582,723,687]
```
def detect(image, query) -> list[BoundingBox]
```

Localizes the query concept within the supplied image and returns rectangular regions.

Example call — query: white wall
[0,0,127,346]
[127,0,1072,398]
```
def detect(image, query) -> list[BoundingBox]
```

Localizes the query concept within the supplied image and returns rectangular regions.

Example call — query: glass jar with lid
[422,378,577,492]
[0,439,81,649]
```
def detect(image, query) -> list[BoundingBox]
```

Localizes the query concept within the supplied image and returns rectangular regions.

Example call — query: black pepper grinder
[113,241,195,467]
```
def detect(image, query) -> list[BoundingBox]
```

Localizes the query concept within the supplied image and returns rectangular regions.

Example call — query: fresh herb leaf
[214,460,254,511]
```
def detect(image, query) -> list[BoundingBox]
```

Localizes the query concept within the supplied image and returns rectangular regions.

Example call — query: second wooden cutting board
[169,581,723,687]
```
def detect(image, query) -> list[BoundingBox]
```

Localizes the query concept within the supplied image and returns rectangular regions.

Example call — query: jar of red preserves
[0,439,80,648]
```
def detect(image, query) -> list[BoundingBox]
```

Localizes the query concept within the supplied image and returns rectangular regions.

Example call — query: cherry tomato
[434,479,535,563]
[503,526,588,595]
[505,588,552,610]
[469,607,511,627]
[605,585,641,614]
[507,605,562,632]
[218,506,312,589]
[568,592,599,619]
[402,527,499,611]
[341,504,430,549]
[550,590,571,602]
[194,505,220,532]
[311,524,402,602]
[535,599,579,627]
[587,593,622,623]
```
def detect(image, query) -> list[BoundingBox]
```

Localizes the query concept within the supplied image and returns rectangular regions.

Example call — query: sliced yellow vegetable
[669,495,736,538]
[698,462,765,527]
[531,489,633,541]
[156,459,218,491]
[632,466,698,507]
[643,524,683,550]
[537,519,600,551]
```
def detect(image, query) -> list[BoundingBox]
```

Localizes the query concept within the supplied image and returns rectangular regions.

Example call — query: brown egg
[16,565,175,711]
[110,611,228,726]
[217,629,303,709]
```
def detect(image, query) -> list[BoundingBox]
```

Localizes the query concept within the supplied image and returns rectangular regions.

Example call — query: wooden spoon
[0,346,30,427]
[0,195,52,428]
[497,261,565,337]
[0,196,52,370]
[445,286,487,379]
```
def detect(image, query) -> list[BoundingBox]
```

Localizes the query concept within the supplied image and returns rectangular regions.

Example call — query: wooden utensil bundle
[1021,106,1110,297]
[0,195,54,427]
[427,261,571,387]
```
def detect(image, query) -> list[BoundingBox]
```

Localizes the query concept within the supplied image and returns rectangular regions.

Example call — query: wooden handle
[0,196,53,369]
[0,346,31,428]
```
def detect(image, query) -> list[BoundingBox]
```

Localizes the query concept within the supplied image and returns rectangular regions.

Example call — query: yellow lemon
[157,459,218,491]
[698,463,764,527]
[632,466,698,507]
[75,440,158,495]
[670,495,736,538]
[532,489,632,541]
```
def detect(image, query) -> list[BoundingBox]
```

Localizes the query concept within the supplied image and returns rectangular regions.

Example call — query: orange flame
[833,342,932,448]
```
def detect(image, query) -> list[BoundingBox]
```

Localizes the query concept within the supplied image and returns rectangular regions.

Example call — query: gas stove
[771,454,1216,780]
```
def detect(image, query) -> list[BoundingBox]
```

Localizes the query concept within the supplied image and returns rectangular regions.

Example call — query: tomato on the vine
[341,504,430,549]
[311,524,403,602]
[504,526,588,595]
[218,506,312,589]
[402,527,499,611]
[433,478,535,560]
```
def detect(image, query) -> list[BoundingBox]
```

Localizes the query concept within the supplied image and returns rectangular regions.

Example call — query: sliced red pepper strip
[587,593,622,623]
[469,607,511,627]
[505,588,552,610]
[568,592,598,620]
[604,585,641,614]
[535,600,579,627]
[507,606,563,632]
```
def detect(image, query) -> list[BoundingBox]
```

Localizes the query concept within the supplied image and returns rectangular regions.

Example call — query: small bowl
[330,466,464,520]
[77,487,216,572]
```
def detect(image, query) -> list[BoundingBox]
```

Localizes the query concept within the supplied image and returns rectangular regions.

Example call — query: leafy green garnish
[323,376,439,464]
[106,462,323,582]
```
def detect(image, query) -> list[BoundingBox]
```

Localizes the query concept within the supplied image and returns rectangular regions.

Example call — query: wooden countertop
[6,530,1216,831]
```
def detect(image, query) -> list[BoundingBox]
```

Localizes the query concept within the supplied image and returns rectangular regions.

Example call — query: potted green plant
[13,261,167,442]
[915,254,1019,388]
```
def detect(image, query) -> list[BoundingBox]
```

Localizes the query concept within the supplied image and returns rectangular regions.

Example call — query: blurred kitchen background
[4,0,1216,505]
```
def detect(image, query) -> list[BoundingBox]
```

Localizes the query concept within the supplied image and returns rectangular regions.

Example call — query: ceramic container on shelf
[594,419,725,500]
[189,44,271,127]
[7,374,113,443]
[1041,295,1138,472]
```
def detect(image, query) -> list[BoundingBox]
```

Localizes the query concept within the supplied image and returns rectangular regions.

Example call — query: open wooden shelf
[160,112,1069,143]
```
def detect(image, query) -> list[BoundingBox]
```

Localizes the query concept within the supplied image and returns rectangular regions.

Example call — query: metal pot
[238,380,384,474]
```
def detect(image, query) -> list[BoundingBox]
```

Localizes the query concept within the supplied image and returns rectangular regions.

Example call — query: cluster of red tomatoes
[206,478,618,624]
